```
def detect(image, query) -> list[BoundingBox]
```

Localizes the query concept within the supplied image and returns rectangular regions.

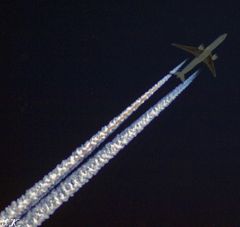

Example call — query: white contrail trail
[16,71,198,227]
[0,61,185,225]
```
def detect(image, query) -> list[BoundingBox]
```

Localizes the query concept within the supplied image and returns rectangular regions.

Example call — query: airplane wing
[203,56,216,77]
[172,43,203,56]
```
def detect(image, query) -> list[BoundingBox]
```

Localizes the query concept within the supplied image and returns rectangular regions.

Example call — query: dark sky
[1,1,240,227]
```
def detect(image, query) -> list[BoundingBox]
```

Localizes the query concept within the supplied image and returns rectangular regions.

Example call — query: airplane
[172,33,227,81]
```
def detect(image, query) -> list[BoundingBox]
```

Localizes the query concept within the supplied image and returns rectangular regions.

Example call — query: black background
[1,1,240,226]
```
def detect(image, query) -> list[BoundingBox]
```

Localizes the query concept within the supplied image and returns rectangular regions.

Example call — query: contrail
[16,71,198,227]
[0,61,185,224]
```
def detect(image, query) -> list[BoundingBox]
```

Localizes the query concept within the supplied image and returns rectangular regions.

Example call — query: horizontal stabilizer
[173,72,185,82]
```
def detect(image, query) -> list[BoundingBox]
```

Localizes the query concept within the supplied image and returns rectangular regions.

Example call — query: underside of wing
[172,43,203,56]
[204,56,216,77]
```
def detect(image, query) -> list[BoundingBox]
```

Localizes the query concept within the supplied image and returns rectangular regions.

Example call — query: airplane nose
[222,33,228,39]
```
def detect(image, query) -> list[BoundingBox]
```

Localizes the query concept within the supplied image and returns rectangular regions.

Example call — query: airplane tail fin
[174,72,185,82]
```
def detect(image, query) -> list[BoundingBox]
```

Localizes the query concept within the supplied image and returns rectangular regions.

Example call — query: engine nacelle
[212,54,218,61]
[198,44,204,50]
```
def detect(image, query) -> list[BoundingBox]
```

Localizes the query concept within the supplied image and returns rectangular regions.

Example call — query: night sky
[1,1,240,227]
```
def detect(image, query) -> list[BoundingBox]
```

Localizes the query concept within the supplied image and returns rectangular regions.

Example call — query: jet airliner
[172,33,227,81]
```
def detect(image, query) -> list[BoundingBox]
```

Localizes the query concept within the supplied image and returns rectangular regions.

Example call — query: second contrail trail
[16,70,198,227]
[0,61,186,225]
